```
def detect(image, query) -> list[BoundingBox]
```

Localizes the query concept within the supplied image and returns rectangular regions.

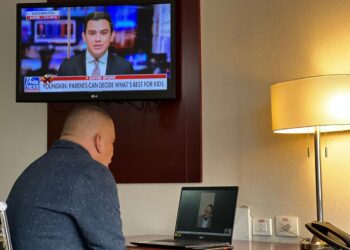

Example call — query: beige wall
[200,0,350,241]
[2,0,350,243]
[0,0,47,201]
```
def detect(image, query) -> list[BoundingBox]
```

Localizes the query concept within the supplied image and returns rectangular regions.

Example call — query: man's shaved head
[61,105,112,138]
[60,105,116,167]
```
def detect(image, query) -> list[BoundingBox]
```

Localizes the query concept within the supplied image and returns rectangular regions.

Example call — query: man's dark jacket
[6,140,125,250]
[57,51,133,76]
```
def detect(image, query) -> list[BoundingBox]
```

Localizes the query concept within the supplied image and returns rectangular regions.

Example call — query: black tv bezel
[16,0,176,102]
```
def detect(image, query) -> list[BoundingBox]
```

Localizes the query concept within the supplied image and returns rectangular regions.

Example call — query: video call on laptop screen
[174,187,238,238]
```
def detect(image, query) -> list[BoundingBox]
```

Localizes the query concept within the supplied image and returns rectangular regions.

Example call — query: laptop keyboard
[154,238,228,246]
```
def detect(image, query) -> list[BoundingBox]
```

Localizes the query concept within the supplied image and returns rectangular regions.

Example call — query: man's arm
[70,164,126,250]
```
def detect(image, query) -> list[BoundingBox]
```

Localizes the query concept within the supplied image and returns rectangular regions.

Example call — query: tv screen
[16,0,176,102]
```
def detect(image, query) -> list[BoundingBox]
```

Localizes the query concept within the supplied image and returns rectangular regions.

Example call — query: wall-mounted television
[16,0,176,102]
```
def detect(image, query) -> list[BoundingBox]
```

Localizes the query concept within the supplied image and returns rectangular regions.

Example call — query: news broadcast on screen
[17,1,175,101]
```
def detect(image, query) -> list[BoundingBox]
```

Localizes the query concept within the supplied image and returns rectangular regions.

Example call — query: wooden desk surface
[126,235,300,250]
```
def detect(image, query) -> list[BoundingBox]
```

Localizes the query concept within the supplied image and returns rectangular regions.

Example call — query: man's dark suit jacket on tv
[57,51,133,76]
[6,140,126,250]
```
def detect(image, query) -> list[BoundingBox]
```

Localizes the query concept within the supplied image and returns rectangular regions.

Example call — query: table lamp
[270,74,350,249]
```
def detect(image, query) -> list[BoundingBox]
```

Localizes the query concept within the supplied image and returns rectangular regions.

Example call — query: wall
[200,0,350,242]
[2,0,350,243]
[0,0,47,200]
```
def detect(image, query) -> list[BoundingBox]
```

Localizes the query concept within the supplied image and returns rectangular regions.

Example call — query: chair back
[0,202,12,250]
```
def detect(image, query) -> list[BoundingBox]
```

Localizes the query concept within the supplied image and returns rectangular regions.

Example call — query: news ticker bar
[24,74,168,93]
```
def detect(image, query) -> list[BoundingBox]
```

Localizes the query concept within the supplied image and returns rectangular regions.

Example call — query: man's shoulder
[57,52,85,75]
[107,52,133,74]
[109,52,129,64]
[79,159,115,182]
[62,52,85,65]
[48,141,109,177]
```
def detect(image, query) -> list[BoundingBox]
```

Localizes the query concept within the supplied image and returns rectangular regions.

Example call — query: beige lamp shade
[271,75,350,134]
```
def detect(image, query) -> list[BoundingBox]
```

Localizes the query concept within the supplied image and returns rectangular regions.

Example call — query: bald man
[6,105,125,250]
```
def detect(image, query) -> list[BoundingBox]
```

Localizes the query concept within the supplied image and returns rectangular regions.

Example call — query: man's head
[203,204,213,219]
[82,12,115,60]
[60,104,116,167]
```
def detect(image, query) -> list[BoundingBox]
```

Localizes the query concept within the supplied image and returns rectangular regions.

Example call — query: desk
[126,235,300,250]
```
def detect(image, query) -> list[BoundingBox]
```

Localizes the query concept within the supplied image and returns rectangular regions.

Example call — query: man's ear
[95,134,103,153]
[110,30,116,43]
[82,32,87,43]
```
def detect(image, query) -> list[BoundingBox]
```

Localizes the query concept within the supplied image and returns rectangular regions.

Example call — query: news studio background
[20,4,172,94]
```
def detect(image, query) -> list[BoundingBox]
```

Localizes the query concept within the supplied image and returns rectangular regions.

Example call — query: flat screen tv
[16,0,176,102]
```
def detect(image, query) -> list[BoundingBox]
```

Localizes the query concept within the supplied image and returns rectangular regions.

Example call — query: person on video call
[57,12,133,76]
[197,204,214,228]
[6,105,126,250]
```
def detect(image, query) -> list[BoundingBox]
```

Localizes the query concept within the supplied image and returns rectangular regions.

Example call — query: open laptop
[130,186,239,249]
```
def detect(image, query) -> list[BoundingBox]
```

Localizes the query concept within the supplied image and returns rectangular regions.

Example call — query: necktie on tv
[92,60,101,76]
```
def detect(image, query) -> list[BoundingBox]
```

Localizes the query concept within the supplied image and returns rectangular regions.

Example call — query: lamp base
[300,236,332,250]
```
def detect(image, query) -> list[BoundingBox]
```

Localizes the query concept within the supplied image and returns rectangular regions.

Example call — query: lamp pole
[306,127,331,249]
[314,127,324,222]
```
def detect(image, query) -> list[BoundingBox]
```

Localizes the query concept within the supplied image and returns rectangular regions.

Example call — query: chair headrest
[0,202,7,212]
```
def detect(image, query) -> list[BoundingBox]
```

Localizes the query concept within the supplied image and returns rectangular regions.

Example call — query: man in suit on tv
[6,105,126,250]
[58,12,133,76]
[197,204,214,228]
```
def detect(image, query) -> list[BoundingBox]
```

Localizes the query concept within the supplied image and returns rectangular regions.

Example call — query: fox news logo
[24,77,40,92]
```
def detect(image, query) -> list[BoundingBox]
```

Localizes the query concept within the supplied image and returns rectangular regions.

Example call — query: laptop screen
[174,186,239,241]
